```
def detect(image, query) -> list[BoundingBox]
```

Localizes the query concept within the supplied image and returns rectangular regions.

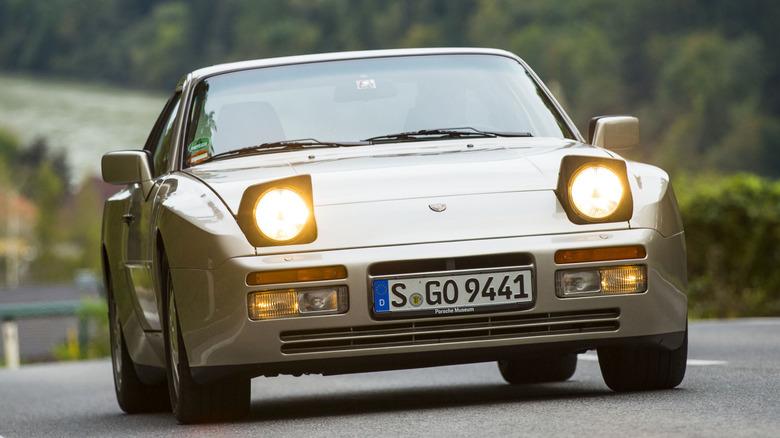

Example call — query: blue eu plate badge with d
[374,280,389,312]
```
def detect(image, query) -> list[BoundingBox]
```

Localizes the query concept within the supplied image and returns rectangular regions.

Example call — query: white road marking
[579,353,727,366]
[686,359,728,366]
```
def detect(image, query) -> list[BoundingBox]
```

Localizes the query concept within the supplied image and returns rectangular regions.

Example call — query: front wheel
[597,325,688,392]
[498,353,577,384]
[162,265,250,424]
[108,278,169,413]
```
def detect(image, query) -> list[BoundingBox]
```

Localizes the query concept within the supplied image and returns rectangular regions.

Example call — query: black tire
[597,325,688,392]
[162,263,250,424]
[108,280,170,413]
[498,353,577,384]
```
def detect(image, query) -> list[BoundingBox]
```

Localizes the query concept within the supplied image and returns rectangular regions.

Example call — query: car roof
[186,47,522,83]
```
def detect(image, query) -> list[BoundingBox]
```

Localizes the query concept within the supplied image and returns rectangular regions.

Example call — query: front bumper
[171,228,687,381]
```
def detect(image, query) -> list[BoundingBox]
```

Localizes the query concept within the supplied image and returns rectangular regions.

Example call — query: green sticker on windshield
[188,137,211,153]
[188,137,212,165]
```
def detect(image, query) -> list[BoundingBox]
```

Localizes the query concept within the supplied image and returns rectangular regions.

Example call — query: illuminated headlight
[237,175,317,247]
[255,188,310,241]
[248,287,348,320]
[569,164,624,220]
[556,265,647,297]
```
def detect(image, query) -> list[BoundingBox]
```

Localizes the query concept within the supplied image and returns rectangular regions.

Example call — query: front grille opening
[368,253,534,277]
[280,308,620,354]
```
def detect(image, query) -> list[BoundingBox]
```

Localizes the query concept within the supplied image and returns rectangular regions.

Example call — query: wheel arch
[154,228,171,324]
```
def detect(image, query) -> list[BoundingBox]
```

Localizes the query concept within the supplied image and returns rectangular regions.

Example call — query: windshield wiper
[201,138,370,163]
[364,127,532,144]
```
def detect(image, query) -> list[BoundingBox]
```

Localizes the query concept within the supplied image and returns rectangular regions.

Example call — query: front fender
[156,173,256,271]
[151,174,256,365]
[628,162,684,238]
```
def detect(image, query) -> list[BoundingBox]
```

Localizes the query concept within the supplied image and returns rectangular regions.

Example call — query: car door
[123,93,181,331]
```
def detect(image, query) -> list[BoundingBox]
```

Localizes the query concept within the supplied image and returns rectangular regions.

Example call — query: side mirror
[102,150,154,197]
[588,116,639,149]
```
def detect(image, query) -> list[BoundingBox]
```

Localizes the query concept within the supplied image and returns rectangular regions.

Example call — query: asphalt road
[1,319,778,437]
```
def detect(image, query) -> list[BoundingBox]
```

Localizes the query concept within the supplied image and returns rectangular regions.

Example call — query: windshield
[183,54,575,166]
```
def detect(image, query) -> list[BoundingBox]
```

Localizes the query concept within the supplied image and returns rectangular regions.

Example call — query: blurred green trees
[0,129,103,285]
[52,297,109,361]
[2,0,779,177]
[677,174,780,318]
[1,0,780,317]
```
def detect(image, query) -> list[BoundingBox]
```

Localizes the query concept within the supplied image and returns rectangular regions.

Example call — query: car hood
[185,138,613,215]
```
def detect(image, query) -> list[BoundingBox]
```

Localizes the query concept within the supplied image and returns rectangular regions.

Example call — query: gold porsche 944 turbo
[101,48,687,423]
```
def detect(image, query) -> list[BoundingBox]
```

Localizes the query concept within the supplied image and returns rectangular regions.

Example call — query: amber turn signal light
[554,245,646,264]
[247,265,347,286]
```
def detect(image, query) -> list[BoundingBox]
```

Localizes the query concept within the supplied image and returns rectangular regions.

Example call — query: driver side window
[144,92,182,178]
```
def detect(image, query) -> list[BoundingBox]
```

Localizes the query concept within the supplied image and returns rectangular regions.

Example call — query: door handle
[122,214,134,225]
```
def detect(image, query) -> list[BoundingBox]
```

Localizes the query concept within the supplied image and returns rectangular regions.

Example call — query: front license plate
[373,268,533,317]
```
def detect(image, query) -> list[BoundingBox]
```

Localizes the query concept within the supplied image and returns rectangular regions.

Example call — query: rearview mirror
[333,79,398,102]
[588,116,639,149]
[102,150,154,197]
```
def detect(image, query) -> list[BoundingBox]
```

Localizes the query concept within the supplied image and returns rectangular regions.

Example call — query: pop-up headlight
[556,156,633,224]
[237,175,317,247]
[569,164,624,220]
[255,188,310,241]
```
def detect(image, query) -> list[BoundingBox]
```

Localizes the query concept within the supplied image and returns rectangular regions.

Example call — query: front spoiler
[190,329,687,384]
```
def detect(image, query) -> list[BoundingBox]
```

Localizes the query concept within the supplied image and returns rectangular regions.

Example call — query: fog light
[248,287,348,320]
[558,270,602,295]
[601,266,646,294]
[248,290,297,319]
[298,289,338,314]
[556,265,646,297]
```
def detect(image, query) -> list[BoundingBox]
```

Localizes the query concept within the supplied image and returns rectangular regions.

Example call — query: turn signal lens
[247,266,347,286]
[556,265,647,297]
[255,188,310,241]
[555,246,646,264]
[569,164,624,220]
